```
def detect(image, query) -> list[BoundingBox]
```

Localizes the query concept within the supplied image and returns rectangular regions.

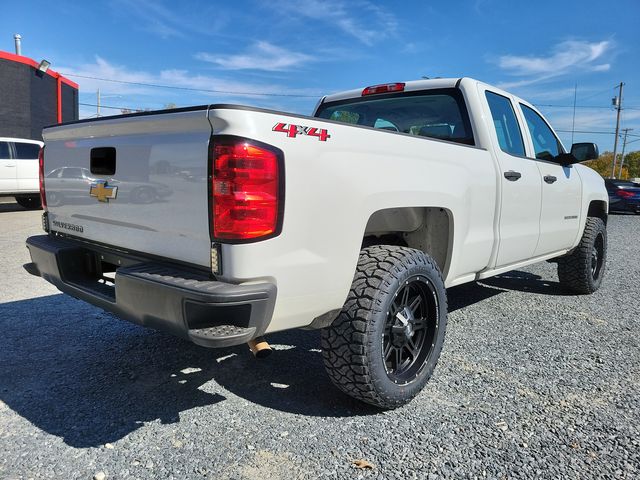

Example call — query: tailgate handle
[90,147,116,175]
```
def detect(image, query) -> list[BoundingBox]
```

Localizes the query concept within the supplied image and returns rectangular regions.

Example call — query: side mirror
[570,142,599,162]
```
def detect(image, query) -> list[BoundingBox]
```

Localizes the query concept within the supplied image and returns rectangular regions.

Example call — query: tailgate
[42,107,213,268]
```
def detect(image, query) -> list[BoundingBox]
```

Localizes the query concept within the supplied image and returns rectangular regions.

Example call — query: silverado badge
[89,180,118,203]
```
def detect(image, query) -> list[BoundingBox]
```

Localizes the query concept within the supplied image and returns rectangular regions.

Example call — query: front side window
[316,88,475,146]
[520,104,562,161]
[485,91,525,156]
[14,142,41,160]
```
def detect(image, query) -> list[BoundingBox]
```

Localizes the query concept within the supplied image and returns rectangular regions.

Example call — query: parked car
[604,179,640,214]
[0,137,43,209]
[26,77,607,409]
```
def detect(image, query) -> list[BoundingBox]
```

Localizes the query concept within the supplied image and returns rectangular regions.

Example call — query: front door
[518,104,583,255]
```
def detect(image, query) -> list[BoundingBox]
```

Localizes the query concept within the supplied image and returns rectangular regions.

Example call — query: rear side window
[0,142,10,158]
[485,91,525,156]
[316,88,475,145]
[520,104,562,161]
[14,142,41,160]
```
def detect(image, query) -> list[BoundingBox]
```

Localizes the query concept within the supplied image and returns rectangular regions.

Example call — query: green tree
[623,151,640,179]
[583,152,614,178]
[577,150,640,180]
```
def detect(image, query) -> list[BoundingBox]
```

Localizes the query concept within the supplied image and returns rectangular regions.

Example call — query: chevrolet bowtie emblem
[89,180,118,203]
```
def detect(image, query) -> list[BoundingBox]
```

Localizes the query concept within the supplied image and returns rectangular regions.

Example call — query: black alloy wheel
[383,275,439,385]
[591,232,605,281]
[321,245,448,409]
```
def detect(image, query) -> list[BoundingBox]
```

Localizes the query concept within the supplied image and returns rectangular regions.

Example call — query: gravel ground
[0,200,639,479]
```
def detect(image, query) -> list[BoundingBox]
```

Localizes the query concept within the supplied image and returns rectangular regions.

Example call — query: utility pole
[571,82,577,144]
[97,89,101,117]
[618,128,634,179]
[610,82,624,178]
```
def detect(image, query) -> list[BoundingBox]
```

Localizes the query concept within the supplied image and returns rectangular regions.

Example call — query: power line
[534,103,611,109]
[62,72,320,98]
[535,103,640,110]
[576,86,617,103]
[79,101,144,111]
[555,129,640,138]
[63,71,640,108]
[77,101,640,138]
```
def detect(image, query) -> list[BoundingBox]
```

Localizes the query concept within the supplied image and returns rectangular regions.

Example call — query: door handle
[543,175,557,184]
[504,170,522,181]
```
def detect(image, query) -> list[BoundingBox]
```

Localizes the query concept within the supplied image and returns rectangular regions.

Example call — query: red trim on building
[56,76,62,123]
[0,50,80,89]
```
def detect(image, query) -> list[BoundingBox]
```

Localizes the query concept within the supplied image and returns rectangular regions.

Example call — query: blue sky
[2,0,640,151]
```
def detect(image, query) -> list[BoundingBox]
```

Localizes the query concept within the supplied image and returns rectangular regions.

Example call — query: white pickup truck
[26,78,608,408]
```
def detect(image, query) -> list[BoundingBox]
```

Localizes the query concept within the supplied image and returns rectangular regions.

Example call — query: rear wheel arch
[362,206,453,279]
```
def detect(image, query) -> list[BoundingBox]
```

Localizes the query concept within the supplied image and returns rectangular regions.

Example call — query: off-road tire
[557,216,607,294]
[15,196,41,210]
[321,245,447,409]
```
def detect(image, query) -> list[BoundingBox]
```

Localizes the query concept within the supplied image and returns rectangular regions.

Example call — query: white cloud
[111,0,226,38]
[496,40,613,89]
[196,42,314,71]
[548,109,640,132]
[285,0,397,46]
[56,57,323,117]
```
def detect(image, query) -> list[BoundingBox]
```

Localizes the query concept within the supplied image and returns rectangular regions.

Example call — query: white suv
[0,137,43,209]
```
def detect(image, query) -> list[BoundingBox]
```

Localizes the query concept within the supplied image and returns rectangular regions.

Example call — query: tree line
[583,151,640,180]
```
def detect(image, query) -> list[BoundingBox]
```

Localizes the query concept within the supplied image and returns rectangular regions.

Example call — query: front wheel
[557,216,607,294]
[321,245,447,409]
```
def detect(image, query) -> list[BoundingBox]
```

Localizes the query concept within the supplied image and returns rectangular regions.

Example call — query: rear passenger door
[0,141,16,193]
[482,90,543,267]
[14,142,41,192]
[518,104,582,255]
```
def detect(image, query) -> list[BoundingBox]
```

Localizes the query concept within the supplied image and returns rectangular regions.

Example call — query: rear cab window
[315,88,475,146]
[485,91,525,156]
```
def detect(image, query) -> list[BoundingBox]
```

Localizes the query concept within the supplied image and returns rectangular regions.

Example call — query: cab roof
[321,78,463,104]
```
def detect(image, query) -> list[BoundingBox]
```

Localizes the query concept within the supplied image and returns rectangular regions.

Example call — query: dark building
[0,50,79,140]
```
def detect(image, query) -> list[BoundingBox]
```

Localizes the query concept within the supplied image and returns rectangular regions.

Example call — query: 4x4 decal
[273,122,331,142]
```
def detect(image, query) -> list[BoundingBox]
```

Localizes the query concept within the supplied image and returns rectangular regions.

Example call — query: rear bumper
[25,234,276,348]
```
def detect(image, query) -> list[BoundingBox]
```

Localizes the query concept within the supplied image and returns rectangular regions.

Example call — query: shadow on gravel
[0,269,569,447]
[0,202,28,213]
[447,269,571,311]
[480,270,572,296]
[0,294,376,448]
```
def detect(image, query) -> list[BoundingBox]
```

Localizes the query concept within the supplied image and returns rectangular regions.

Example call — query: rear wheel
[15,196,41,210]
[557,217,607,294]
[321,245,447,409]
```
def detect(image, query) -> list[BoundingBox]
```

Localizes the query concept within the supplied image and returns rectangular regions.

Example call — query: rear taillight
[38,147,47,208]
[362,82,405,96]
[211,137,283,241]
[616,189,635,198]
